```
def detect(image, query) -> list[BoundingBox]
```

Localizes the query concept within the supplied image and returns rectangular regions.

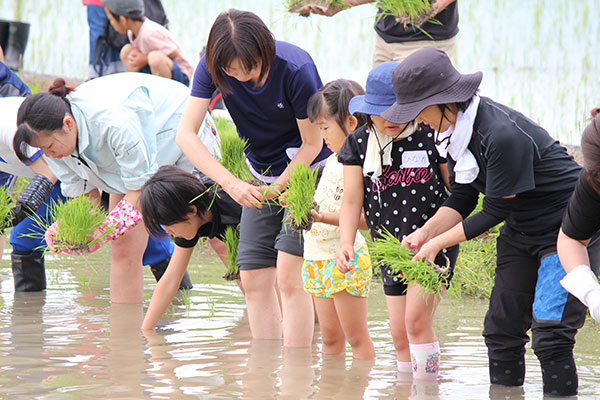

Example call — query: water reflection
[0,246,598,398]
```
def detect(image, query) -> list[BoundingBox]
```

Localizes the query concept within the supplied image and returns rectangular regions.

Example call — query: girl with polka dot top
[336,62,459,381]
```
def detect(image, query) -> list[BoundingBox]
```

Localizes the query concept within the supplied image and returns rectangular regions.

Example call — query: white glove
[560,265,600,321]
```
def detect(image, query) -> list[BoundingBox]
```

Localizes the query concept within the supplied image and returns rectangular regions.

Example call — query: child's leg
[147,50,174,79]
[385,294,410,361]
[120,44,139,72]
[313,296,345,355]
[108,193,146,304]
[240,267,282,340]
[405,285,441,380]
[277,251,315,347]
[333,290,375,359]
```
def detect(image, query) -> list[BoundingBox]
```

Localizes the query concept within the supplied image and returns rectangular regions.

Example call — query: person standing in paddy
[391,48,597,396]
[336,61,458,381]
[176,9,330,346]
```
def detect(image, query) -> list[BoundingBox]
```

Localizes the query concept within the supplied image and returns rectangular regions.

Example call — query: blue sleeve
[287,63,322,120]
[0,62,31,97]
[190,56,216,99]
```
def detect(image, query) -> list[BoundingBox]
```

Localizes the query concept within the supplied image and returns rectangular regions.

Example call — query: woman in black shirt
[558,110,600,322]
[382,48,592,397]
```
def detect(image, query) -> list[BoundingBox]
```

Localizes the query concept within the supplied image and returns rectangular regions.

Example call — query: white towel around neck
[435,95,481,184]
[364,122,417,182]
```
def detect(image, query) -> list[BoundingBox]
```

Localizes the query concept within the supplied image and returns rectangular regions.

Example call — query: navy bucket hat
[381,48,483,124]
[348,61,399,116]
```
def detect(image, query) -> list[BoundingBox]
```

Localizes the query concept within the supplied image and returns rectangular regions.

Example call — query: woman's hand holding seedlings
[402,226,431,251]
[224,178,264,208]
[336,243,356,273]
[410,237,443,265]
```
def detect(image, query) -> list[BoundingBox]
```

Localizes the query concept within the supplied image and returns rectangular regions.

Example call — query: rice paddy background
[0,0,597,145]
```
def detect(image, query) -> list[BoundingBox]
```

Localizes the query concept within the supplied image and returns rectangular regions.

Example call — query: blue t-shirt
[191,41,331,177]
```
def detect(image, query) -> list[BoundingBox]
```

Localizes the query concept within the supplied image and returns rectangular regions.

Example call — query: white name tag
[402,150,429,168]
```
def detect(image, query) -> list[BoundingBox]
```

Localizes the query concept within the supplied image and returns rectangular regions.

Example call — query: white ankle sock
[409,342,440,380]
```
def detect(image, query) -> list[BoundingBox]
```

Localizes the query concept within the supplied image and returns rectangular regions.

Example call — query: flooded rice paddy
[1,0,598,145]
[0,245,599,399]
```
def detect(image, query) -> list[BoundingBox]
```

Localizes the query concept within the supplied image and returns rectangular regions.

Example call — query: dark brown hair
[307,79,367,135]
[205,9,275,95]
[582,109,600,193]
[14,78,75,162]
[141,166,211,237]
[107,9,144,22]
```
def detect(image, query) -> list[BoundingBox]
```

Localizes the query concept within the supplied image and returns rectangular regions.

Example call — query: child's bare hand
[310,209,323,223]
[128,48,146,69]
[336,245,355,273]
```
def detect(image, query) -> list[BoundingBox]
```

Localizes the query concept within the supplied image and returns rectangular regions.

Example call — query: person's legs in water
[236,204,283,340]
[483,236,535,388]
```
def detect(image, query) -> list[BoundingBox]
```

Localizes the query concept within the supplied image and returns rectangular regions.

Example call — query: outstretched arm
[142,245,195,330]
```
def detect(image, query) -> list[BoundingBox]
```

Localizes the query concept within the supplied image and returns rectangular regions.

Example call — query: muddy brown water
[0,245,598,399]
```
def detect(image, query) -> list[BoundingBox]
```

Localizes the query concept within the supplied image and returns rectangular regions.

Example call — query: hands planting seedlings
[370,228,451,296]
[35,196,115,255]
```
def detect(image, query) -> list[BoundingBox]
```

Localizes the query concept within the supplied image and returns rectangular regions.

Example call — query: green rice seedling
[377,0,440,36]
[369,228,451,297]
[285,0,347,16]
[215,118,255,183]
[0,185,15,234]
[26,196,115,254]
[223,226,240,281]
[283,162,320,231]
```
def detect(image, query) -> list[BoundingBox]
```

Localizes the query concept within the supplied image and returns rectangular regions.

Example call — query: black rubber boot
[11,251,46,292]
[150,257,193,290]
[489,357,525,387]
[3,21,30,71]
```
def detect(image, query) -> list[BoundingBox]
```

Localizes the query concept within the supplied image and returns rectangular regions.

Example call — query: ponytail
[14,78,75,162]
[307,79,367,135]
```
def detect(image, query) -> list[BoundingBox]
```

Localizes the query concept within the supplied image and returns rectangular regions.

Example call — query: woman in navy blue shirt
[176,9,329,346]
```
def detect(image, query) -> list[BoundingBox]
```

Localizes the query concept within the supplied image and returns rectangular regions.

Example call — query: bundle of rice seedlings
[0,185,14,234]
[283,162,320,231]
[377,0,439,32]
[285,0,346,16]
[215,118,255,183]
[222,226,240,281]
[28,196,115,254]
[369,228,450,296]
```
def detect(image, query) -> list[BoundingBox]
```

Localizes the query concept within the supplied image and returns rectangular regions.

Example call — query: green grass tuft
[285,0,347,15]
[283,162,320,231]
[25,196,115,254]
[215,118,254,182]
[369,228,451,296]
[0,185,14,234]
[223,226,240,281]
[377,0,440,38]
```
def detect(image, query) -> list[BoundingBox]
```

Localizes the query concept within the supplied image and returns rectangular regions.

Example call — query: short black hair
[205,9,275,95]
[141,166,212,237]
[108,9,144,22]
